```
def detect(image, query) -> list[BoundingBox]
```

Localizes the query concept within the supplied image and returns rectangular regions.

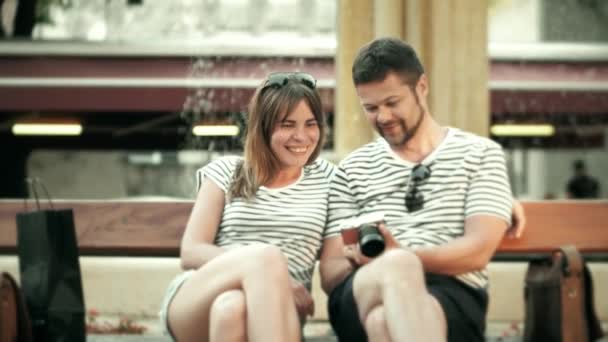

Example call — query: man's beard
[379,104,425,148]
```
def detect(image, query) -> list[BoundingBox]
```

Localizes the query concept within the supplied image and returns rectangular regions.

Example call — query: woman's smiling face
[270,99,320,172]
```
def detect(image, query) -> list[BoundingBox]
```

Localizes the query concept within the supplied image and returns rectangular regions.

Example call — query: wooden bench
[0,199,607,330]
[1,199,607,258]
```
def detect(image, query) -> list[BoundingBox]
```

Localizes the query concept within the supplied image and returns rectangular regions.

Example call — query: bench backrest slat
[0,200,190,256]
[498,201,608,254]
[1,200,607,256]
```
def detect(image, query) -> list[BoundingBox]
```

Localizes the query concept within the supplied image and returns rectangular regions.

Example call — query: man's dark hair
[352,37,425,87]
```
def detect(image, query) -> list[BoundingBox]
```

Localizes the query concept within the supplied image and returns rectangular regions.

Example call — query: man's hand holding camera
[343,222,403,267]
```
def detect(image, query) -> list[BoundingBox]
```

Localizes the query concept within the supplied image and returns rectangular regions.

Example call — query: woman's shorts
[158,270,194,339]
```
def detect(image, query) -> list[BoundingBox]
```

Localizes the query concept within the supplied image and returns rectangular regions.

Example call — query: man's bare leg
[353,249,447,341]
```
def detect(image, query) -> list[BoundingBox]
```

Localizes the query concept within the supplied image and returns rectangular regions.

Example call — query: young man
[320,37,523,342]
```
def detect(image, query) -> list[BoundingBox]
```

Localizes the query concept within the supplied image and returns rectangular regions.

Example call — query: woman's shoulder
[203,155,243,172]
[196,155,243,186]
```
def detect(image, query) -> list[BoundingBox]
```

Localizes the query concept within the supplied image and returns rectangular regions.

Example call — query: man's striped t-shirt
[326,128,513,289]
[198,156,336,288]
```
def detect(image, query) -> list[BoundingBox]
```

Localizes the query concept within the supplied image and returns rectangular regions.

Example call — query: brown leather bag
[523,245,604,342]
[0,272,33,342]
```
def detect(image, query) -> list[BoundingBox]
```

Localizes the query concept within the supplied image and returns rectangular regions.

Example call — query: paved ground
[88,335,608,342]
[85,319,607,341]
[85,321,525,342]
[87,335,524,342]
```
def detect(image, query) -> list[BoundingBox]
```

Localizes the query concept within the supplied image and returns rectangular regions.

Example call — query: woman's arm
[179,177,226,270]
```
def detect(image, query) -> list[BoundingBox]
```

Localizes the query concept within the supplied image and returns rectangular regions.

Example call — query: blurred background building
[0,0,607,199]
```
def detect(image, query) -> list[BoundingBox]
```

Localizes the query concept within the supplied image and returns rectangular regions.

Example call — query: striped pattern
[198,156,336,288]
[326,128,513,288]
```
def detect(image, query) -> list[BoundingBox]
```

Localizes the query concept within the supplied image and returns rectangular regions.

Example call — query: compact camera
[340,212,386,258]
[358,222,385,258]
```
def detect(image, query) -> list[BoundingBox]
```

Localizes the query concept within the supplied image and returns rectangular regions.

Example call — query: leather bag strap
[557,245,588,342]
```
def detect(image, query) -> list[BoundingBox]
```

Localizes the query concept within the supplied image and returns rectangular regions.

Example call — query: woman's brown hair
[228,74,326,200]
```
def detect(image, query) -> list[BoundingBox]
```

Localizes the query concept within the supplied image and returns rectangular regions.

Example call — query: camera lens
[359,223,385,257]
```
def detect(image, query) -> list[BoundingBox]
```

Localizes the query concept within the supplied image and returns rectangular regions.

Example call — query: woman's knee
[210,290,247,329]
[364,305,387,338]
[244,244,289,275]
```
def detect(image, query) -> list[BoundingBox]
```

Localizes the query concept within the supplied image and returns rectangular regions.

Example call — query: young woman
[159,72,336,342]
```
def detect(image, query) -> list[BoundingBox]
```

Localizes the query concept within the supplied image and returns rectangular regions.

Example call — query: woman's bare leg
[209,290,246,342]
[167,245,301,342]
[365,306,390,342]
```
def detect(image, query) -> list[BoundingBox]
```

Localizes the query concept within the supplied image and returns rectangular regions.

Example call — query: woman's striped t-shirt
[326,128,513,289]
[198,156,336,288]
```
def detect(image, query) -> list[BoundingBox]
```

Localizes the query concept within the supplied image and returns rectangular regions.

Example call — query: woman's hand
[289,277,314,322]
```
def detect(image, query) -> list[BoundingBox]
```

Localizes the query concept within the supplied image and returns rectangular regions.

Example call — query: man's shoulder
[339,139,386,166]
[447,128,504,152]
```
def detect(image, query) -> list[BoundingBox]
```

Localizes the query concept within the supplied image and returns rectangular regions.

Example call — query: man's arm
[414,141,513,275]
[506,199,526,238]
[319,236,355,295]
[319,165,359,295]
[413,215,508,275]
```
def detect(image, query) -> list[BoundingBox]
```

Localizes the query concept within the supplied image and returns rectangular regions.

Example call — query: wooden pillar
[374,0,403,38]
[334,0,375,160]
[417,0,489,137]
[334,0,489,159]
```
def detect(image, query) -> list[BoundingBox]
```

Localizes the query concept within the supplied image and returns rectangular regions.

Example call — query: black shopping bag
[15,178,86,342]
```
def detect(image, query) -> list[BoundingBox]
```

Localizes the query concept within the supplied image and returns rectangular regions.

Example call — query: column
[334,0,375,159]
[334,0,490,159]
[409,0,489,137]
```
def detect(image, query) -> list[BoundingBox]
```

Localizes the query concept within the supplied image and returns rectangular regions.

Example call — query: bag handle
[557,245,583,277]
[557,245,587,342]
[22,177,54,211]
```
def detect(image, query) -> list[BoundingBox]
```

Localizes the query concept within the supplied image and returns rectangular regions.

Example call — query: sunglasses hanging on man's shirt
[405,164,431,212]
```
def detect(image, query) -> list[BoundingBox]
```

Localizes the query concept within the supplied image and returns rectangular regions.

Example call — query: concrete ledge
[0,256,181,317]
[1,256,607,323]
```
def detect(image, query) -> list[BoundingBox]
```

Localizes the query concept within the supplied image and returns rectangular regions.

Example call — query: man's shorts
[327,271,488,342]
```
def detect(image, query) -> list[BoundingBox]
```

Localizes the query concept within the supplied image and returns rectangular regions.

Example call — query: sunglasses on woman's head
[262,72,317,91]
[405,164,431,212]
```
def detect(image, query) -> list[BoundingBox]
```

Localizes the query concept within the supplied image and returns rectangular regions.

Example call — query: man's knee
[375,248,424,282]
[210,290,247,329]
